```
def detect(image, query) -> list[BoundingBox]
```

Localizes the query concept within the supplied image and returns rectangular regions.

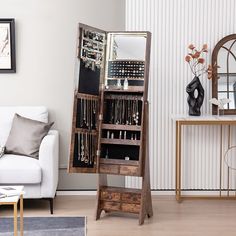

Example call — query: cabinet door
[68,24,106,173]
[97,31,151,176]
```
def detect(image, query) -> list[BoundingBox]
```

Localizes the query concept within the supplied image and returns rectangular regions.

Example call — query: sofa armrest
[38,130,59,198]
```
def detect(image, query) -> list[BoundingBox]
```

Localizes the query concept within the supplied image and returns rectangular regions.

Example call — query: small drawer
[121,203,140,213]
[119,166,139,176]
[101,201,121,211]
[121,193,141,204]
[101,191,121,202]
[99,164,119,174]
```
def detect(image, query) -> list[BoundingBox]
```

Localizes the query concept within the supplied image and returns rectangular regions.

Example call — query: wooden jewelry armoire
[68,23,153,225]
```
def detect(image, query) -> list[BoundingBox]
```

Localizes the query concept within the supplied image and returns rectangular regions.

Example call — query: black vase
[186,76,204,116]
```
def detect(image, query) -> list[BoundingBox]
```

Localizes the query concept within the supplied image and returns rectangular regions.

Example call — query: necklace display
[77,132,96,165]
[108,60,145,78]
[80,29,105,71]
[76,95,98,167]
[79,97,98,130]
[105,95,142,126]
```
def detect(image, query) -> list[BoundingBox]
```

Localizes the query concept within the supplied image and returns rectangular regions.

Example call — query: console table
[174,115,236,202]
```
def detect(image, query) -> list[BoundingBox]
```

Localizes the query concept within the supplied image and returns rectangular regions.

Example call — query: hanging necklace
[82,99,86,128]
[78,133,81,161]
[80,98,83,128]
[81,134,85,161]
[86,98,89,128]
[84,132,89,163]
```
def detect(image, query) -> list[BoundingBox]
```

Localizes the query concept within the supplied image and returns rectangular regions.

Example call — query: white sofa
[0,106,59,214]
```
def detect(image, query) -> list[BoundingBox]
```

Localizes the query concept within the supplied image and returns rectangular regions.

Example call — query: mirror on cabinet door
[212,35,236,114]
[104,33,147,92]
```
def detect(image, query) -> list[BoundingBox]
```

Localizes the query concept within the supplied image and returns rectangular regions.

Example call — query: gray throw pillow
[5,113,54,159]
[0,146,5,158]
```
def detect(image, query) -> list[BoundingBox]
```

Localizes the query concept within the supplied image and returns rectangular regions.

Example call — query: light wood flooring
[1,195,236,236]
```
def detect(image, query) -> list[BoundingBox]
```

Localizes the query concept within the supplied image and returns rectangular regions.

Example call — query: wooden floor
[1,195,236,236]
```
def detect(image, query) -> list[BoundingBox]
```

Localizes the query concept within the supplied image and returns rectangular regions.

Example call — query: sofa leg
[49,198,53,214]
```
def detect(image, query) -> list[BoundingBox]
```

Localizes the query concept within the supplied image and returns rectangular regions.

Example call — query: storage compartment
[103,95,143,126]
[99,164,119,174]
[101,191,121,202]
[121,192,141,204]
[101,201,121,211]
[120,165,139,175]
[100,144,139,161]
[121,203,140,213]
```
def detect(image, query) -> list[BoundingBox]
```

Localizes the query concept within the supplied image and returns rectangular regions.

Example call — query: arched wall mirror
[212,34,236,115]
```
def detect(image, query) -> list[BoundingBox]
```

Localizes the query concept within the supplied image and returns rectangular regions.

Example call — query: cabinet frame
[68,23,153,225]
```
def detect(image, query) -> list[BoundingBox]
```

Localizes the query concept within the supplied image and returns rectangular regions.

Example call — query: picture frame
[0,18,16,73]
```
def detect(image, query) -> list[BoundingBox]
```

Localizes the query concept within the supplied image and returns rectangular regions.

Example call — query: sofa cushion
[0,154,42,184]
[0,106,48,147]
[5,114,53,158]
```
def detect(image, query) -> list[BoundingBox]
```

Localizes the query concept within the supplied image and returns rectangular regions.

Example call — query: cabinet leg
[95,174,107,221]
[95,208,102,220]
[146,189,153,218]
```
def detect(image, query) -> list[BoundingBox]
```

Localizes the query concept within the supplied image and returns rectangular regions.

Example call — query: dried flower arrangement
[185,44,212,79]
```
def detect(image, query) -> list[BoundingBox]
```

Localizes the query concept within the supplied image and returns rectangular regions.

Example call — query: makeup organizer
[68,23,153,225]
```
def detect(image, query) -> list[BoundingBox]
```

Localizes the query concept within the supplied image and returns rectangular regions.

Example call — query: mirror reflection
[217,38,236,110]
[105,33,147,91]
[217,40,236,73]
[109,35,146,61]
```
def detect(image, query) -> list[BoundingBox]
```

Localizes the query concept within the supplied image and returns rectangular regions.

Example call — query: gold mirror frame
[212,34,236,115]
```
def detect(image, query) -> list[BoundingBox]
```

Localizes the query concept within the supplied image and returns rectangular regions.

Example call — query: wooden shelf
[106,77,144,81]
[76,93,99,100]
[100,158,139,166]
[101,138,141,146]
[102,124,141,131]
[104,86,144,93]
[75,128,97,135]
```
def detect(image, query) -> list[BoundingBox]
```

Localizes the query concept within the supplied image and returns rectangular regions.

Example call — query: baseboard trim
[57,191,97,196]
[56,190,231,196]
[56,190,168,196]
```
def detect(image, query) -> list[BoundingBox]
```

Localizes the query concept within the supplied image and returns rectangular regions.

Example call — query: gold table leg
[176,121,182,202]
[20,194,23,236]
[14,202,18,236]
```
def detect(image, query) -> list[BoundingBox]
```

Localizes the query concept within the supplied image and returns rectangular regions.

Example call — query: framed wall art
[0,19,16,73]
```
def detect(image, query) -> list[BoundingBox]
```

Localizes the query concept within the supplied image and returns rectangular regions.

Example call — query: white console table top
[171,115,236,122]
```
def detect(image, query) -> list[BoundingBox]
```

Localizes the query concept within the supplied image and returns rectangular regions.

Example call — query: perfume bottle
[116,79,122,89]
[123,78,129,90]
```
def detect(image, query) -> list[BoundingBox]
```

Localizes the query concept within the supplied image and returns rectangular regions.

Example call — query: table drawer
[119,166,139,176]
[121,193,141,204]
[101,191,121,202]
[99,164,119,174]
[121,203,140,213]
[101,201,120,211]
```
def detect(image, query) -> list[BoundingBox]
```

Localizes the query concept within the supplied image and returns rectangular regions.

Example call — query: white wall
[126,0,236,192]
[0,0,125,189]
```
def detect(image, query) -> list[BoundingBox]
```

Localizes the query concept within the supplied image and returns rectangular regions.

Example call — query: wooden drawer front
[121,203,140,213]
[102,201,120,211]
[119,166,139,176]
[101,191,121,202]
[99,164,119,174]
[121,193,141,204]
